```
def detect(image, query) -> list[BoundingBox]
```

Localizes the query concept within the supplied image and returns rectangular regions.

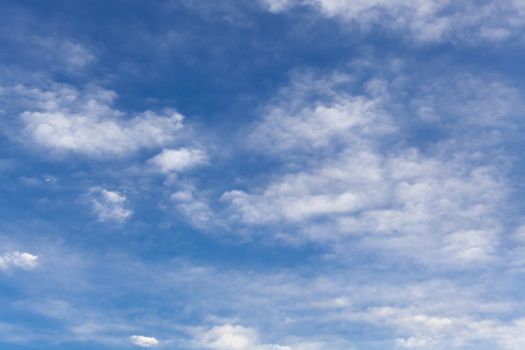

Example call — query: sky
[1,0,525,349]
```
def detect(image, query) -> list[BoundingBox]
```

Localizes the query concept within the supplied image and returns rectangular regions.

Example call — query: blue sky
[2,1,525,349]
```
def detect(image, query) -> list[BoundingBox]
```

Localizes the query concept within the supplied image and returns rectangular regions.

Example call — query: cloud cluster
[1,238,522,350]
[151,260,525,350]
[357,306,525,350]
[222,70,515,268]
[261,0,525,43]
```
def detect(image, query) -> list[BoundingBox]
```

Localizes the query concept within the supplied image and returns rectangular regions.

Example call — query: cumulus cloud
[149,148,208,173]
[260,0,525,43]
[88,187,132,222]
[14,84,184,157]
[195,324,292,350]
[0,251,38,271]
[130,335,159,347]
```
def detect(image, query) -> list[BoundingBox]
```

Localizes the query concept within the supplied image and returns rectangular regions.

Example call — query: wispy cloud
[222,68,514,269]
[260,0,525,43]
[87,187,133,222]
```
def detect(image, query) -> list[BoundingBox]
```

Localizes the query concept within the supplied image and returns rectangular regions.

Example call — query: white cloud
[0,251,38,271]
[513,224,525,241]
[250,95,392,153]
[149,148,208,173]
[88,187,133,222]
[2,239,517,350]
[164,263,523,350]
[223,71,511,268]
[15,84,184,157]
[60,40,96,69]
[410,74,523,127]
[395,336,436,349]
[170,188,216,229]
[27,37,96,71]
[248,72,394,154]
[224,149,504,267]
[130,335,159,347]
[222,150,385,224]
[195,324,292,350]
[261,0,525,43]
[353,305,525,350]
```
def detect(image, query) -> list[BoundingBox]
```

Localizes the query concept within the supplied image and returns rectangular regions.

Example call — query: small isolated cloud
[130,335,159,347]
[149,148,208,173]
[0,251,38,271]
[88,187,132,222]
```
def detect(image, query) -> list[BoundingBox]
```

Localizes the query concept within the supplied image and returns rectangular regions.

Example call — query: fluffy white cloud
[14,84,184,157]
[130,335,159,347]
[261,0,525,43]
[149,148,208,173]
[88,187,132,222]
[248,72,394,154]
[195,324,292,350]
[250,96,392,153]
[223,150,385,224]
[353,305,525,350]
[0,251,38,271]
